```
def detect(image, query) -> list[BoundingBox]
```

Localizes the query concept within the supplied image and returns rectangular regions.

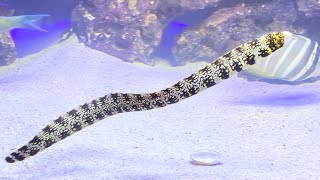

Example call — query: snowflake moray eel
[6,32,285,163]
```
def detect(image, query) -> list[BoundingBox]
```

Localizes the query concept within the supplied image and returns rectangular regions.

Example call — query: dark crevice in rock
[252,15,274,28]
[153,5,217,66]
[153,0,276,66]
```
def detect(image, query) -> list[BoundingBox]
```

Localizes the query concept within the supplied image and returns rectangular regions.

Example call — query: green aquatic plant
[5,31,286,163]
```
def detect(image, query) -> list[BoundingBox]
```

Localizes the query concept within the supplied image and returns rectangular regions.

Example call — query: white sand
[0,36,319,180]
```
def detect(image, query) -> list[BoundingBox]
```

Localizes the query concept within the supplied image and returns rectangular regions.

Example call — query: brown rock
[0,2,17,66]
[0,32,16,66]
[162,0,220,10]
[71,0,221,65]
[296,0,320,17]
[72,0,163,65]
[172,0,303,65]
[71,0,318,66]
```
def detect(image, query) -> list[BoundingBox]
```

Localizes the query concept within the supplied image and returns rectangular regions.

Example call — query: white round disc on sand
[190,150,222,166]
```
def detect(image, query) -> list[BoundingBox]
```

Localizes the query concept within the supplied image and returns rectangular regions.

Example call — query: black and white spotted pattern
[5,32,285,163]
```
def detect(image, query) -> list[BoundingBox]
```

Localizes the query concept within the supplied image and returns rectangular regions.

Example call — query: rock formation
[71,0,320,65]
[0,1,16,66]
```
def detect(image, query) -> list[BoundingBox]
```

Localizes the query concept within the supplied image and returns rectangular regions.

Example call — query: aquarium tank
[0,0,319,179]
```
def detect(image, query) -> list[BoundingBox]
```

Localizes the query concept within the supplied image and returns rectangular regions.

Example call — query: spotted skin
[5,32,285,163]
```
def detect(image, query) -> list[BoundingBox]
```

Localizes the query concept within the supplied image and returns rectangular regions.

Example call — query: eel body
[5,32,286,163]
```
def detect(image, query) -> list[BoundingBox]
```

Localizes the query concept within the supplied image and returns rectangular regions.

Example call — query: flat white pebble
[190,150,222,166]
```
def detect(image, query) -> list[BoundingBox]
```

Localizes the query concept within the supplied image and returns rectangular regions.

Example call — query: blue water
[5,0,76,57]
[11,19,71,57]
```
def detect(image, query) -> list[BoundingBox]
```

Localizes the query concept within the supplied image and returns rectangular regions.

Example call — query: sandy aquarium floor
[0,36,320,180]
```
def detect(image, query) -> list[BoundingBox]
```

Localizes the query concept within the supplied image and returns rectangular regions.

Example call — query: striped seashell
[240,31,320,84]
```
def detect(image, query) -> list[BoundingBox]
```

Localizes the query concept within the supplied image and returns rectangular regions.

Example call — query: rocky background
[0,0,320,66]
[0,0,16,66]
